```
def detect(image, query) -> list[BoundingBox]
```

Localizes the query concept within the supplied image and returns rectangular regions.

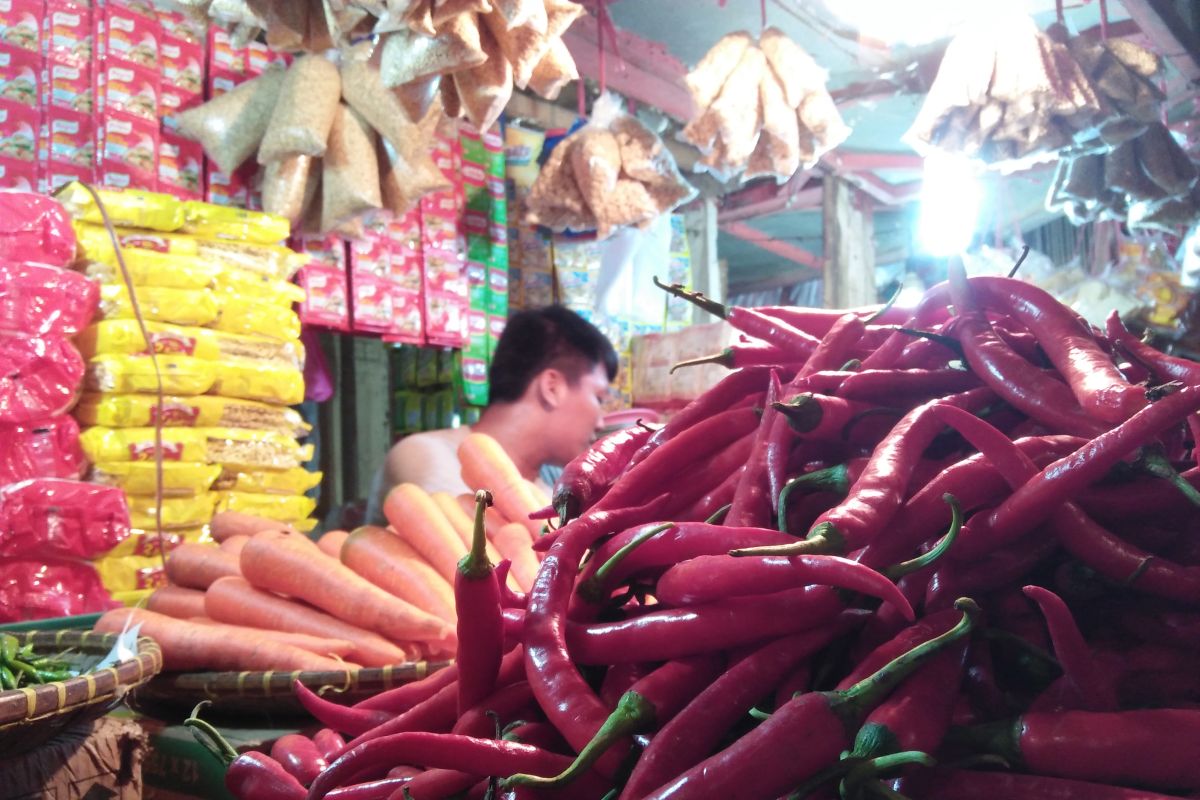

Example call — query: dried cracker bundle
[176,66,286,175]
[682,27,847,184]
[526,93,696,240]
[257,54,342,162]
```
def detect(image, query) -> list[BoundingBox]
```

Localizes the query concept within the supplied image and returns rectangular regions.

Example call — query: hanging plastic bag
[257,55,342,162]
[175,67,286,175]
[321,104,382,232]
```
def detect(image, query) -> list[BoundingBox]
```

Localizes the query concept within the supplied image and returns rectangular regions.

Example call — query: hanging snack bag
[257,55,341,163]
[175,66,285,175]
[321,103,382,233]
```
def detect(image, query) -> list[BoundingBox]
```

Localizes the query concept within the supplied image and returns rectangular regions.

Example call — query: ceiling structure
[556,0,1200,295]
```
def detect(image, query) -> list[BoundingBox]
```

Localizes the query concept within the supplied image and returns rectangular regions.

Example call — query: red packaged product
[0,0,41,54]
[158,130,203,200]
[44,1,93,67]
[161,30,202,95]
[0,40,39,106]
[97,60,159,120]
[44,56,93,113]
[0,478,131,559]
[0,333,85,423]
[296,235,351,331]
[0,414,85,484]
[0,261,97,335]
[0,193,76,266]
[387,287,424,345]
[0,556,117,623]
[97,110,159,190]
[0,96,37,161]
[44,105,93,167]
[96,3,159,70]
[0,152,36,190]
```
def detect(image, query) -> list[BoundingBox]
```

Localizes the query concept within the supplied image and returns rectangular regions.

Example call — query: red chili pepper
[725,371,783,527]
[552,425,656,525]
[294,682,394,737]
[270,734,328,787]
[618,619,860,800]
[952,386,1200,561]
[353,664,460,713]
[900,767,1187,800]
[1022,585,1117,712]
[760,303,911,334]
[1077,467,1200,525]
[313,729,344,761]
[861,288,953,369]
[734,388,992,557]
[773,662,813,709]
[725,304,822,359]
[451,681,534,739]
[599,661,651,709]
[567,586,845,664]
[394,767,476,800]
[504,654,725,789]
[836,608,962,690]
[226,751,306,800]
[494,561,527,609]
[926,530,1058,611]
[957,709,1200,790]
[773,393,891,443]
[324,777,411,800]
[308,733,576,800]
[1107,310,1200,386]
[653,553,915,621]
[949,312,1108,437]
[455,491,503,716]
[639,600,979,800]
[669,340,797,371]
[797,313,867,379]
[677,463,743,523]
[837,366,982,400]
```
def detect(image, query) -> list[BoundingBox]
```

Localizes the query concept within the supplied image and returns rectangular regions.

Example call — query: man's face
[551,362,610,465]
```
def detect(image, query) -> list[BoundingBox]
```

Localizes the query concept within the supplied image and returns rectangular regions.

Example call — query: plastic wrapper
[257,55,341,163]
[212,466,322,495]
[380,15,486,88]
[80,426,314,469]
[0,478,131,559]
[293,517,318,533]
[73,222,201,262]
[125,492,218,530]
[79,320,305,368]
[0,557,117,623]
[0,415,85,484]
[212,296,302,341]
[261,154,317,224]
[56,182,185,232]
[85,354,217,395]
[321,104,382,233]
[99,284,220,327]
[176,67,286,175]
[0,260,100,336]
[0,191,77,266]
[214,490,316,522]
[102,526,211,560]
[212,268,307,308]
[0,334,85,424]
[181,201,291,244]
[90,461,222,496]
[453,22,512,132]
[94,553,168,593]
[78,394,309,436]
[83,250,220,290]
[210,358,305,406]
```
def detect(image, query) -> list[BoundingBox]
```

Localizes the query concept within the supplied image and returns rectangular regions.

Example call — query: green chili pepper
[0,634,18,664]
[0,664,16,690]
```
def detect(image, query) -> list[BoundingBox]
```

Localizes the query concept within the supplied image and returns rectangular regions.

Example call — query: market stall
[1,0,1200,797]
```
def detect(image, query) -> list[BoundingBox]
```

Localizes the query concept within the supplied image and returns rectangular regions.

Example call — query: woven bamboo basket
[0,629,162,756]
[132,660,452,716]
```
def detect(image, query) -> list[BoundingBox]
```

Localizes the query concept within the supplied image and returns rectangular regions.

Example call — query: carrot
[182,616,357,659]
[206,577,415,667]
[456,492,509,540]
[492,522,541,593]
[526,479,551,508]
[340,526,457,624]
[433,492,514,582]
[382,483,468,584]
[239,532,454,648]
[164,543,241,590]
[94,607,352,672]
[211,510,296,542]
[218,534,249,557]
[146,584,207,619]
[458,432,543,538]
[318,529,349,559]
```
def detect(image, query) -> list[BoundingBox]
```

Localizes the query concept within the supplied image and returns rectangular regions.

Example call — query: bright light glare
[824,0,992,45]
[918,153,982,257]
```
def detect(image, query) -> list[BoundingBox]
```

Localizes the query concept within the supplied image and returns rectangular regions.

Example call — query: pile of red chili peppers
[210,268,1200,799]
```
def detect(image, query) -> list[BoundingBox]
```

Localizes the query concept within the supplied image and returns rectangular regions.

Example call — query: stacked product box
[386,209,426,345]
[295,233,352,332]
[0,0,44,190]
[56,183,321,599]
[349,213,396,336]
[420,128,468,349]
[157,10,204,199]
[0,191,130,621]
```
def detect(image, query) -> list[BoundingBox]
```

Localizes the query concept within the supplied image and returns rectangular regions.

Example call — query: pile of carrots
[187,263,1200,800]
[94,433,548,675]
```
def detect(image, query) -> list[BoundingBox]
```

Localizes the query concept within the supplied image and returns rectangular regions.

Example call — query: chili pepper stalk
[456,490,503,716]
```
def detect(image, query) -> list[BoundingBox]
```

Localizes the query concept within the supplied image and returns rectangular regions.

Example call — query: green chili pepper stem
[841,752,936,800]
[670,349,734,373]
[499,719,529,741]
[1007,245,1031,278]
[864,288,902,324]
[704,503,733,525]
[1138,448,1200,508]
[836,598,980,720]
[784,757,866,800]
[840,358,863,371]
[502,692,654,788]
[183,701,239,765]
[731,521,844,558]
[459,490,495,580]
[896,327,965,359]
[748,706,772,721]
[850,721,903,761]
[773,394,825,434]
[577,523,675,604]
[945,719,1023,767]
[777,467,851,532]
[885,494,963,580]
[652,276,727,319]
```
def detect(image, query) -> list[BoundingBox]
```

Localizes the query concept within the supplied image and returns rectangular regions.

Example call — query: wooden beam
[718,172,823,223]
[720,220,823,272]
[823,177,876,309]
[1122,0,1200,83]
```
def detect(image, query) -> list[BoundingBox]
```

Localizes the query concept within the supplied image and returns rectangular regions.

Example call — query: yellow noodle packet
[78,393,310,436]
[82,427,312,469]
[214,490,316,522]
[192,238,309,281]
[181,201,291,244]
[99,284,220,327]
[57,182,185,232]
[95,554,169,593]
[84,250,220,290]
[210,358,305,406]
[101,526,212,560]
[292,518,318,533]
[85,354,217,395]
[213,467,322,495]
[78,320,304,368]
[212,266,308,307]
[73,222,201,265]
[212,295,302,341]
[126,492,218,530]
[89,461,222,495]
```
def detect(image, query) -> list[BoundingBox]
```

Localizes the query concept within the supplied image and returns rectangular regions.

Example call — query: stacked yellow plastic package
[56,183,323,601]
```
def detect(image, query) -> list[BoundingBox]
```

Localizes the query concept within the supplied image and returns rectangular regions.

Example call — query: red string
[597,2,607,95]
[1098,0,1109,39]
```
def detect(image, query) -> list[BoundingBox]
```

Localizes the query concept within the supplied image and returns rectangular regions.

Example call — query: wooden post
[822,175,876,309]
[684,197,724,325]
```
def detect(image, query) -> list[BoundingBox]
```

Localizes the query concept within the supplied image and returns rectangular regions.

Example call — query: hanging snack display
[681,27,849,182]
[525,93,696,239]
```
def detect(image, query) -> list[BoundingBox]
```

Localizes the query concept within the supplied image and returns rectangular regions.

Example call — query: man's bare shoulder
[390,427,470,456]
[385,426,472,495]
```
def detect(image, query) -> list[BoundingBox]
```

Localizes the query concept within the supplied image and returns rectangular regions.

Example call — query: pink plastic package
[0,192,77,266]
[0,333,85,423]
[0,478,131,559]
[0,415,85,484]
[0,260,99,336]
[0,557,118,623]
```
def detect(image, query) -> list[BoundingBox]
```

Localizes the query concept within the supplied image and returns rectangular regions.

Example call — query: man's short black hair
[488,306,619,404]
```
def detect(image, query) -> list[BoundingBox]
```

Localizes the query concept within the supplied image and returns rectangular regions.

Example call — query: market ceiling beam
[1121,0,1200,84]
[719,220,824,273]
[562,15,696,122]
[717,172,823,223]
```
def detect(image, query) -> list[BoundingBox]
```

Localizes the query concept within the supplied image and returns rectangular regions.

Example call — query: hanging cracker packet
[527,38,577,100]
[321,104,382,233]
[262,154,318,224]
[380,12,486,87]
[454,22,512,131]
[176,67,286,175]
[258,55,342,162]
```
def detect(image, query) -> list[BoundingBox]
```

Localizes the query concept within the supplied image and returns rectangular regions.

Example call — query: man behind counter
[365,305,618,524]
